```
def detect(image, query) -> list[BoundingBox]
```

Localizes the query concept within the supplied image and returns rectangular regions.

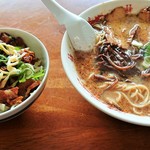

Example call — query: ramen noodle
[74,6,150,116]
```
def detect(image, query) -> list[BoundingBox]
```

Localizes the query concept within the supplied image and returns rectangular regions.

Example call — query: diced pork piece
[7,96,23,106]
[18,79,40,98]
[25,80,40,98]
[0,32,27,47]
[0,87,20,104]
[103,26,121,46]
[106,7,126,22]
[127,24,140,43]
[0,32,11,43]
[138,7,150,22]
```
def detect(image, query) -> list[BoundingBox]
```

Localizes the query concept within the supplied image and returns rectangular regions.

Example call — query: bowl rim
[0,27,50,121]
[61,0,150,126]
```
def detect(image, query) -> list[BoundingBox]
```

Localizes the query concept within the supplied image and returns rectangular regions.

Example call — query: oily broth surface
[106,15,150,49]
[74,10,150,115]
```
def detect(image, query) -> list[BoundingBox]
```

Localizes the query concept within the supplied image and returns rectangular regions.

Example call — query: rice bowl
[0,28,49,122]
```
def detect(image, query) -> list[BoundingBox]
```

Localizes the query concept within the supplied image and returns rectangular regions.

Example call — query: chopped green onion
[18,63,44,82]
[32,67,45,80]
[15,46,22,51]
[142,56,150,69]
[0,54,7,64]
[144,42,150,57]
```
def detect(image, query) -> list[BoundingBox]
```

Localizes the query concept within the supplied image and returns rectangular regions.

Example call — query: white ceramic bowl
[0,28,49,122]
[61,0,150,126]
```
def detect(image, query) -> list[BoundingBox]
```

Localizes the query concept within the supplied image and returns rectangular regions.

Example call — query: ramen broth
[74,6,150,116]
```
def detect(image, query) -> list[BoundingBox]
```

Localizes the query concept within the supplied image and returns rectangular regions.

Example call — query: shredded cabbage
[0,103,9,112]
[0,42,44,88]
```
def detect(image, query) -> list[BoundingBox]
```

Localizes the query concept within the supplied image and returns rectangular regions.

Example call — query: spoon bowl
[41,0,96,51]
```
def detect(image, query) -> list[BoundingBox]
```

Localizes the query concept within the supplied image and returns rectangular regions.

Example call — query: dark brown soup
[74,6,150,116]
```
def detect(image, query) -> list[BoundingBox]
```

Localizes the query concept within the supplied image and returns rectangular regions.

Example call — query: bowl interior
[61,0,150,126]
[0,28,49,121]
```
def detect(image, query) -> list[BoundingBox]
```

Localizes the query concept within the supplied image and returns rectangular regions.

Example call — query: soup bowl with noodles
[61,0,150,126]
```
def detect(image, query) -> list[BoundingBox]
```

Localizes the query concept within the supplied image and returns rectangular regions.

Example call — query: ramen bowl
[0,28,49,122]
[61,0,150,126]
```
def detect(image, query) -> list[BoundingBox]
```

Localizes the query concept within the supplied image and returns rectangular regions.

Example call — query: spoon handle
[41,0,79,25]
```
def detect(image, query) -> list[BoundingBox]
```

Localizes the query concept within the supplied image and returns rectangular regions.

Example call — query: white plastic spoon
[41,0,96,51]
